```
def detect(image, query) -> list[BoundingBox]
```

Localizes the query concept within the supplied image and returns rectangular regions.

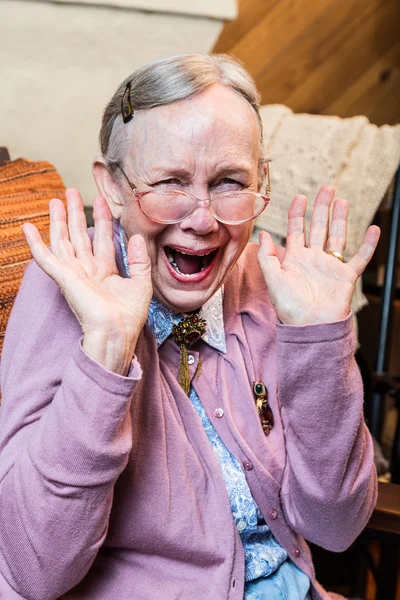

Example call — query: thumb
[257,231,281,284]
[127,234,152,279]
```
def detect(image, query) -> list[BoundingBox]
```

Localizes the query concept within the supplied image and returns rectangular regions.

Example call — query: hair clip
[121,82,134,124]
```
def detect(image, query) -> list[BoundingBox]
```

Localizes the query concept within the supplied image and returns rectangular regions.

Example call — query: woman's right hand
[23,188,153,376]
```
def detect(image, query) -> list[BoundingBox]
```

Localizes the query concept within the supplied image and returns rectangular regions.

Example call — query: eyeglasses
[115,162,270,226]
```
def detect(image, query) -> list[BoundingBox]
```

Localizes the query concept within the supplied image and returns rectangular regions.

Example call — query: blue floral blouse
[120,226,310,599]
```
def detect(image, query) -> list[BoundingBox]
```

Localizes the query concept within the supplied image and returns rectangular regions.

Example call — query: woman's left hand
[257,185,381,326]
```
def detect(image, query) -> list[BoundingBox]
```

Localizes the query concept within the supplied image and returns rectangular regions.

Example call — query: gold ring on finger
[326,250,344,262]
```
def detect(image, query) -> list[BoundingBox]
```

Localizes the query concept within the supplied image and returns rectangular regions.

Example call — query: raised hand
[257,186,380,326]
[23,189,152,375]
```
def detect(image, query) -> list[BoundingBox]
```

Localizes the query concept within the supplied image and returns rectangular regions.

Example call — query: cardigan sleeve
[276,313,377,552]
[0,261,142,600]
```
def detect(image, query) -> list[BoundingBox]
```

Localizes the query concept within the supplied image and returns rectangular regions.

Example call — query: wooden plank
[213,0,276,54]
[254,0,385,106]
[324,41,400,125]
[368,76,400,126]
[227,0,337,79]
[282,0,400,115]
[368,482,400,535]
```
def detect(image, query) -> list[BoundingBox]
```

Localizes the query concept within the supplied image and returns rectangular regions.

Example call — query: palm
[258,186,380,326]
[270,246,355,325]
[60,256,151,337]
[23,190,152,350]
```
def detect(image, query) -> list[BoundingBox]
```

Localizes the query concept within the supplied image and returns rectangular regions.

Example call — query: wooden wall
[213,0,400,125]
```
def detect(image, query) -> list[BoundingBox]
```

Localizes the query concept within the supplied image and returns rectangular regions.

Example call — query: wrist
[276,306,351,327]
[82,329,138,376]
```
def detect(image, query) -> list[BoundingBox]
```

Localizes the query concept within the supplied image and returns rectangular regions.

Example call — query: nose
[179,202,219,235]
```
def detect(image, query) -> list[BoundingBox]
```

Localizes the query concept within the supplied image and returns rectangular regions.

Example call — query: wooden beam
[227,0,337,78]
[254,0,385,106]
[213,0,276,54]
[282,0,400,116]
[324,41,400,125]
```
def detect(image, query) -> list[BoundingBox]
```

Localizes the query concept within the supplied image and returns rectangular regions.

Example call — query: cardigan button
[243,460,253,471]
[236,520,247,532]
[268,508,278,520]
[293,547,301,557]
[214,408,224,418]
[187,354,195,365]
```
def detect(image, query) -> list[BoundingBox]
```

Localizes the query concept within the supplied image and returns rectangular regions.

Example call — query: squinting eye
[156,179,181,187]
[216,178,243,189]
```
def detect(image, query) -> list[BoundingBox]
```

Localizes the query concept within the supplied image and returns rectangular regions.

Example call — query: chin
[154,286,218,314]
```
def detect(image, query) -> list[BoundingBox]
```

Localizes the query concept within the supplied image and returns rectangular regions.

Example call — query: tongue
[173,250,204,275]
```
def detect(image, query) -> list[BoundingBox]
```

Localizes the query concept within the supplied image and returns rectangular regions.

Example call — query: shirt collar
[119,223,226,353]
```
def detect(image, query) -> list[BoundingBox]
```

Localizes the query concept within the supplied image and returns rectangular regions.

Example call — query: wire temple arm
[121,82,134,124]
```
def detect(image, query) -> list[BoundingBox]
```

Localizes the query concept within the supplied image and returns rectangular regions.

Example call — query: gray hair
[100,53,265,179]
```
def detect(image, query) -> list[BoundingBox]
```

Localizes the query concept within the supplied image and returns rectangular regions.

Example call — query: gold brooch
[253,381,274,436]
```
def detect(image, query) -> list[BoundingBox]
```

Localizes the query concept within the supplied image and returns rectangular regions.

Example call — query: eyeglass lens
[139,190,267,224]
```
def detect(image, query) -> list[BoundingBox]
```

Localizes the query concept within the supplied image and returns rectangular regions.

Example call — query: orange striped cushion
[0,158,66,353]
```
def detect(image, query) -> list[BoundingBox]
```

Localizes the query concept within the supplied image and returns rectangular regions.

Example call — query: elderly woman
[0,54,379,600]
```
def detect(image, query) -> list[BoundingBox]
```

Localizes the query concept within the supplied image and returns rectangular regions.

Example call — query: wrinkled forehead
[122,84,261,176]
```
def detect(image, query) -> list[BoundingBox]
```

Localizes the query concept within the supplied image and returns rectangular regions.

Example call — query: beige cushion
[256,105,400,313]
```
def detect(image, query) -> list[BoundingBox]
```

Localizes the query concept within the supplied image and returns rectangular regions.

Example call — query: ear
[92,155,125,220]
[258,161,270,194]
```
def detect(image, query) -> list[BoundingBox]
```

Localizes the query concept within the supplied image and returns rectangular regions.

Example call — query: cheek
[219,225,252,280]
[120,204,166,251]
[227,224,252,256]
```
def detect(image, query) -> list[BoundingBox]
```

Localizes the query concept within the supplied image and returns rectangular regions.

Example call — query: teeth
[165,246,214,257]
[180,250,212,256]
[166,248,174,263]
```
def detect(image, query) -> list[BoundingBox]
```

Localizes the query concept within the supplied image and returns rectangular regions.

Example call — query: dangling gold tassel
[179,344,191,396]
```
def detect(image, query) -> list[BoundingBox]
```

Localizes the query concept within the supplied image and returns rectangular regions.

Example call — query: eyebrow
[148,163,254,181]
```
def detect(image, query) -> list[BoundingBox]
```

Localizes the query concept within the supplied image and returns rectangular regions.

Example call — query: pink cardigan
[0,234,377,600]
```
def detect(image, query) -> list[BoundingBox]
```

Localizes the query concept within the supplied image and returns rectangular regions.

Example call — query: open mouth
[164,246,218,277]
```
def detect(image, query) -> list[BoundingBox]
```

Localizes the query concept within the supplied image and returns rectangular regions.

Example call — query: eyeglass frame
[111,161,271,226]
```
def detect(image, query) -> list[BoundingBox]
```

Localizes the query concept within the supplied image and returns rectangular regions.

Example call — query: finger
[286,195,307,249]
[22,223,61,281]
[127,234,152,279]
[257,231,282,286]
[49,197,75,261]
[92,196,116,263]
[66,188,93,260]
[326,198,348,254]
[308,185,335,249]
[347,225,381,277]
